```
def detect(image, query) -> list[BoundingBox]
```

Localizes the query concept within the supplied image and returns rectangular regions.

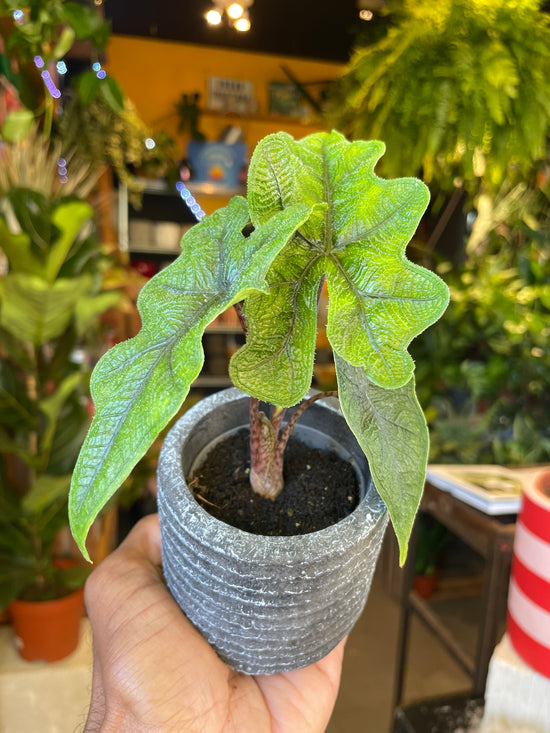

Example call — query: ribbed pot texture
[157,388,388,675]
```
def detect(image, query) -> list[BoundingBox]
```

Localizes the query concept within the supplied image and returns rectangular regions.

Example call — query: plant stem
[245,277,337,499]
[43,92,54,141]
[275,391,338,456]
[249,397,284,499]
[29,517,47,592]
[233,301,248,337]
[248,391,339,500]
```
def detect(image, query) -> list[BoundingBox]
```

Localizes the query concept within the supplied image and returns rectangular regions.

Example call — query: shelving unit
[117,178,244,257]
[393,481,516,707]
[199,106,322,128]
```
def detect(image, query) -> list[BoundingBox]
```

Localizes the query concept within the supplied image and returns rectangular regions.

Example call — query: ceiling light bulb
[359,9,374,20]
[234,15,250,31]
[227,3,244,19]
[205,8,222,25]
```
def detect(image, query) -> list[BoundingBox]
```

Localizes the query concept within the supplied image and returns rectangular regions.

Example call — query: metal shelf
[128,244,182,256]
[137,177,245,198]
[393,481,516,707]
[192,375,233,388]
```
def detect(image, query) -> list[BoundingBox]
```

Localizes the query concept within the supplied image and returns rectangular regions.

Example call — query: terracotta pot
[9,586,84,662]
[413,572,439,599]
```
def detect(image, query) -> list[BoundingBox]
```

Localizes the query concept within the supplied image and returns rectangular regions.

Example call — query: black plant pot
[157,388,388,675]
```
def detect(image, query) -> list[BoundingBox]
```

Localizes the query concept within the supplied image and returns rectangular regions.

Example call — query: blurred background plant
[326,0,550,467]
[326,0,550,202]
[412,175,550,465]
[0,173,121,606]
[0,0,179,607]
[0,0,178,200]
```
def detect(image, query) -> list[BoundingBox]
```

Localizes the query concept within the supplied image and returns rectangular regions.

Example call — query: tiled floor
[327,572,472,733]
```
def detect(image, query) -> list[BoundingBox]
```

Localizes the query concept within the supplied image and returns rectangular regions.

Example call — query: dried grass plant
[0,127,98,199]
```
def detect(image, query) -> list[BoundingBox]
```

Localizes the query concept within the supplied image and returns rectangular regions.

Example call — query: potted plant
[326,0,550,199]
[413,515,448,599]
[69,130,450,673]
[0,185,120,659]
[0,131,123,660]
[0,0,175,661]
[412,179,550,467]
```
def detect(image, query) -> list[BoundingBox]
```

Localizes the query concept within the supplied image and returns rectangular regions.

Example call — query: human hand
[84,514,346,732]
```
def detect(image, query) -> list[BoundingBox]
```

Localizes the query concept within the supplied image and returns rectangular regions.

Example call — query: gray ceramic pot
[157,387,388,675]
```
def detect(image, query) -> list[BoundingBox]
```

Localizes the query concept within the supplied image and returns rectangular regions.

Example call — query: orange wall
[106,35,343,157]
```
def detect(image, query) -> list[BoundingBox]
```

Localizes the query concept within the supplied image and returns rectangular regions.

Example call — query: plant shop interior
[1,0,550,731]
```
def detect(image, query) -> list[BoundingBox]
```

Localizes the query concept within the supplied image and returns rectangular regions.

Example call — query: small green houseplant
[69,130,449,669]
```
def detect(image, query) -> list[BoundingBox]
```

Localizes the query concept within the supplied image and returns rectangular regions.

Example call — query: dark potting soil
[187,428,360,536]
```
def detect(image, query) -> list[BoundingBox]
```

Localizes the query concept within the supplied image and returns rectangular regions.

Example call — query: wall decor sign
[268,81,306,118]
[207,76,256,114]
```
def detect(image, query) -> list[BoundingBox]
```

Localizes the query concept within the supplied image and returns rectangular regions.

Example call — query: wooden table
[393,481,516,707]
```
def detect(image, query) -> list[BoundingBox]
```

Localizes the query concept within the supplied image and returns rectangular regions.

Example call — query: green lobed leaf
[1,109,34,143]
[22,474,72,515]
[100,75,124,112]
[0,272,92,345]
[69,197,315,558]
[334,353,429,565]
[46,200,94,282]
[0,359,34,430]
[232,131,449,403]
[229,239,325,406]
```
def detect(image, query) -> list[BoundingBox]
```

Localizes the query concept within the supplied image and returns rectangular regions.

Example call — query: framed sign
[207,77,256,114]
[268,81,305,117]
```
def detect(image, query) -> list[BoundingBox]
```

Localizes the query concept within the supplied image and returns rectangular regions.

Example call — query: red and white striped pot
[507,467,550,679]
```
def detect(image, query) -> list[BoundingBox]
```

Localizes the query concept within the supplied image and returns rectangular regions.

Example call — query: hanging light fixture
[234,11,250,31]
[227,2,244,19]
[356,0,387,19]
[204,0,254,32]
[205,7,223,24]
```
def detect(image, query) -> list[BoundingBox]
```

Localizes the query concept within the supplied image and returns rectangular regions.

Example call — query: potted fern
[69,130,449,674]
[326,0,550,199]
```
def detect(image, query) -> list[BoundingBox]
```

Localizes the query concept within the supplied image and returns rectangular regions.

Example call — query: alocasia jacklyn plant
[69,131,449,564]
